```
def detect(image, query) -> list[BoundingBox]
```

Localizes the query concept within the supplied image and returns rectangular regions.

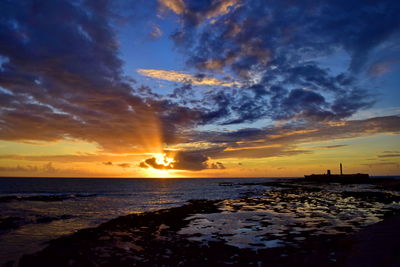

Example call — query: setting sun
[140,153,179,178]
[154,153,175,168]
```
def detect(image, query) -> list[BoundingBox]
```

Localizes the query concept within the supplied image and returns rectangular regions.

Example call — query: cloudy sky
[0,0,399,177]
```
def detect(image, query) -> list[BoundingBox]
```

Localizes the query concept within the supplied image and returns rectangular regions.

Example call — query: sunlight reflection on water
[179,183,400,249]
[0,177,274,264]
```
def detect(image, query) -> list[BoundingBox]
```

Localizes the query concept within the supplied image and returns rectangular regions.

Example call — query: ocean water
[0,177,281,264]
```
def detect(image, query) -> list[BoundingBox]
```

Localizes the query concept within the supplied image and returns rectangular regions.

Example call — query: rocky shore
[15,179,400,267]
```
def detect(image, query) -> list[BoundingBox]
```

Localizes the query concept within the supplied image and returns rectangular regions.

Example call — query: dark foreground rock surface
[18,180,400,267]
[337,215,400,267]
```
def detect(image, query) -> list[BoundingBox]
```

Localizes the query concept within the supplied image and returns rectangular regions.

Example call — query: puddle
[179,184,400,249]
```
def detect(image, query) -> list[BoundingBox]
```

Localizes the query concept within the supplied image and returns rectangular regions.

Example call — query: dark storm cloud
[174,0,400,73]
[0,0,137,150]
[166,0,400,124]
[0,0,202,152]
[172,151,209,170]
[281,89,329,120]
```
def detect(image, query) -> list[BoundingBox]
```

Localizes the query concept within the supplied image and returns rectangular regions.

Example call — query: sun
[154,153,175,168]
[141,153,179,178]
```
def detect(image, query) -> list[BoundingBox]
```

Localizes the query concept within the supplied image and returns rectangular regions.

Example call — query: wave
[0,193,97,203]
[0,214,74,233]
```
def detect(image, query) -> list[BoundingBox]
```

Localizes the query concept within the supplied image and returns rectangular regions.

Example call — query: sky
[0,0,399,178]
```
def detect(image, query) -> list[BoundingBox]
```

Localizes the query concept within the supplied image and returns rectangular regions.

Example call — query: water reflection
[179,183,400,249]
[0,177,271,264]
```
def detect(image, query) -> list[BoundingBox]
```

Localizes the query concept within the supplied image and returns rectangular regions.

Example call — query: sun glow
[145,168,179,178]
[154,153,175,168]
[141,153,179,178]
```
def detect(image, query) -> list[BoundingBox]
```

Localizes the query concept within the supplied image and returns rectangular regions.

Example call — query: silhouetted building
[305,163,369,183]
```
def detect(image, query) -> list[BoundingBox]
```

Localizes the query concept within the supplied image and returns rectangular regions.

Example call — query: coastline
[12,179,400,266]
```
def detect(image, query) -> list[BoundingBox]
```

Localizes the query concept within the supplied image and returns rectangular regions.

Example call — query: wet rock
[17,183,400,267]
[0,216,23,232]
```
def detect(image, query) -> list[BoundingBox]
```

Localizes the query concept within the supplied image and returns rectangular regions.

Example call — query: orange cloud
[137,69,240,87]
[224,144,282,151]
[159,0,185,14]
[158,0,240,20]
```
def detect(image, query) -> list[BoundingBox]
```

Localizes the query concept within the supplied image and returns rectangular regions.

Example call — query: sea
[0,177,282,264]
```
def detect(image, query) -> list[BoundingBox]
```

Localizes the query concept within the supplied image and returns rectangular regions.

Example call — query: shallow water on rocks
[0,177,277,264]
[178,183,400,249]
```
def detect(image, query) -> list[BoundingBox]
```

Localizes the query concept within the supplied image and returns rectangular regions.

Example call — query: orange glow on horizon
[144,168,180,178]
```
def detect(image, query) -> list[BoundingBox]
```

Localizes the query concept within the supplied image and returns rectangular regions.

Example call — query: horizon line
[1,176,399,179]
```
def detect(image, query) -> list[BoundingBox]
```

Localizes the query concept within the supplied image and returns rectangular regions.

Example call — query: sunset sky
[0,0,399,178]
